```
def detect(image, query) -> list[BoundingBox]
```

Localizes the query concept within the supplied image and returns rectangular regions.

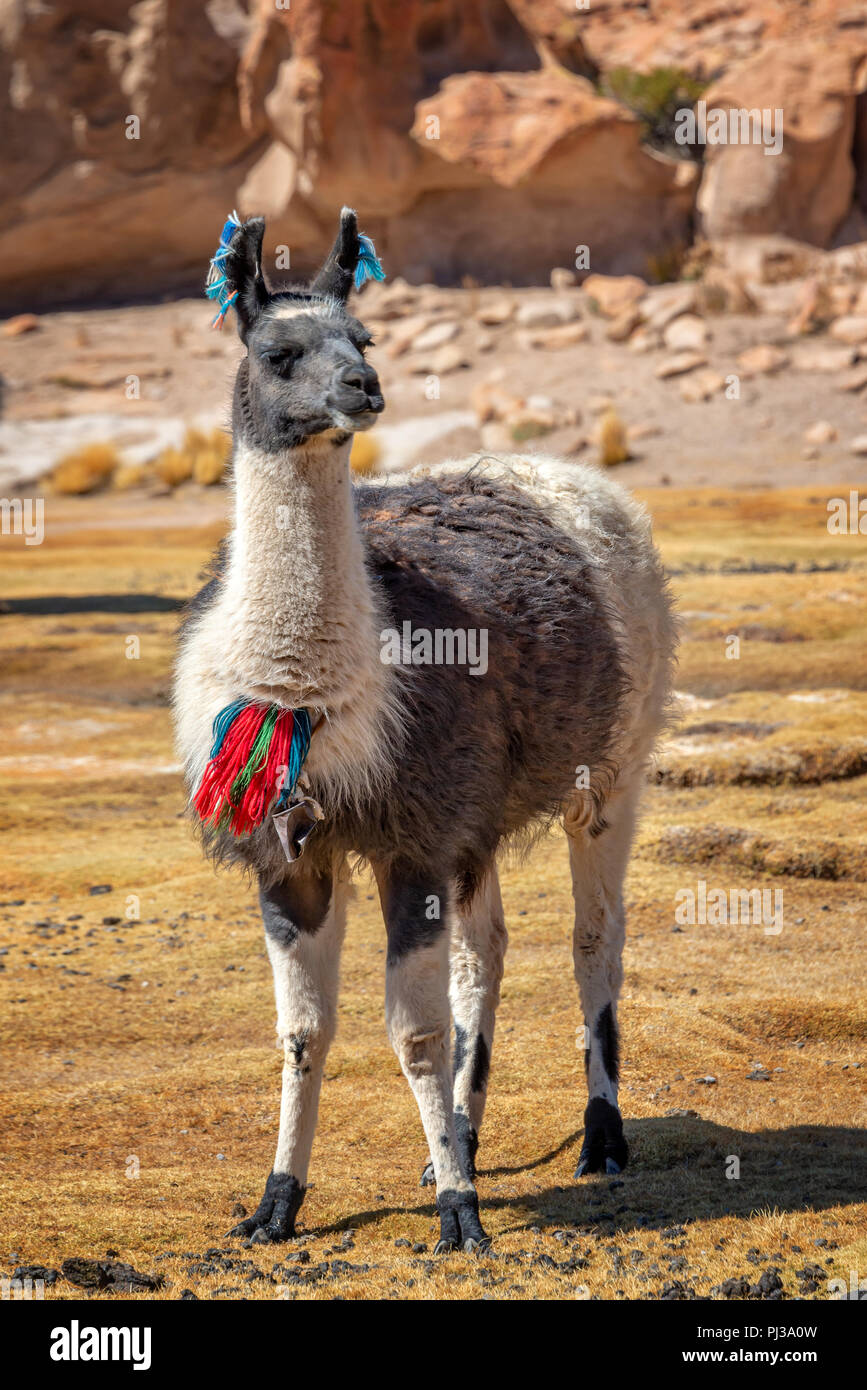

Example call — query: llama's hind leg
[420,867,507,1186]
[374,864,491,1253]
[567,780,640,1178]
[229,860,347,1243]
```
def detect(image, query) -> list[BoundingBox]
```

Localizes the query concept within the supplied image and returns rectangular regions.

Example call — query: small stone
[506,407,556,442]
[837,363,867,392]
[680,369,725,402]
[655,351,708,379]
[515,297,579,330]
[642,283,697,330]
[606,306,643,342]
[428,343,470,374]
[792,344,856,373]
[412,319,460,352]
[230,1203,247,1219]
[830,315,867,345]
[475,298,515,326]
[628,327,662,353]
[663,314,709,351]
[583,274,646,318]
[470,380,523,423]
[517,320,587,350]
[550,267,576,291]
[804,420,837,445]
[851,435,867,455]
[737,344,789,376]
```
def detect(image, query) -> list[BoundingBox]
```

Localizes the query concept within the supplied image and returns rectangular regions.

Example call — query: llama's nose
[336,363,384,412]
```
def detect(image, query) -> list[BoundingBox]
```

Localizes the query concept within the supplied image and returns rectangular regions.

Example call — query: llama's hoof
[462,1234,492,1255]
[433,1237,458,1255]
[574,1097,628,1178]
[420,1158,435,1187]
[435,1188,490,1255]
[226,1170,305,1244]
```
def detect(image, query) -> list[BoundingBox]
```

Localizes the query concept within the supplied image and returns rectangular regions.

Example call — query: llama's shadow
[314,1117,867,1238]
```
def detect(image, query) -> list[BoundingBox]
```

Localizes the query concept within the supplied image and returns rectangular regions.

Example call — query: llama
[173,208,677,1253]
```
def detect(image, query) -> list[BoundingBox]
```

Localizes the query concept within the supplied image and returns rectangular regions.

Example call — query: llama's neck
[221,434,383,717]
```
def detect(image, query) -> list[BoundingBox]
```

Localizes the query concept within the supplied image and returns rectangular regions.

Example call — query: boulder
[0,0,261,309]
[696,42,866,247]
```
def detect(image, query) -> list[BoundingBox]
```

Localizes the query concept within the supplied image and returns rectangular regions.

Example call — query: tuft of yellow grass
[112,462,149,491]
[350,432,380,476]
[154,446,193,487]
[187,426,231,486]
[155,427,231,488]
[50,443,120,494]
[597,408,629,466]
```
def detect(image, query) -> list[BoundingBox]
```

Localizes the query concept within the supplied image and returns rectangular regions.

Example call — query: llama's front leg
[420,867,507,1186]
[375,870,491,1253]
[567,786,639,1178]
[229,863,346,1243]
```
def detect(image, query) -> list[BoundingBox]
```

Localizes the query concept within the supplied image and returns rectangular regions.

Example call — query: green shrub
[601,66,707,159]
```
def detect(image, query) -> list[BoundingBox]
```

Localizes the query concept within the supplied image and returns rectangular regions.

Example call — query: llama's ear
[309,206,385,302]
[205,212,270,340]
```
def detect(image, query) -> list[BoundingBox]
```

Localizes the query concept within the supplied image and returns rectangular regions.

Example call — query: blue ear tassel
[354,233,385,291]
[206,210,242,328]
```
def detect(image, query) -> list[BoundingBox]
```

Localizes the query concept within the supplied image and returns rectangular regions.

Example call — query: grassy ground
[0,485,864,1301]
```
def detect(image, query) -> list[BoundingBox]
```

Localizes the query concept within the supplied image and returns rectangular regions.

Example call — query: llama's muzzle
[330,362,385,418]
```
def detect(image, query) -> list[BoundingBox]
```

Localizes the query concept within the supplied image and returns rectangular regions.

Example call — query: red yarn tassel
[194,704,267,827]
[234,709,295,833]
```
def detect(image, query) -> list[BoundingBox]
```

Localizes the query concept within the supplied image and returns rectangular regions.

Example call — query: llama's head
[215,208,385,451]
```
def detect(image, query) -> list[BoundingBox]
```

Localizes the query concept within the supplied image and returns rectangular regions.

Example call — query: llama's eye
[263,347,301,369]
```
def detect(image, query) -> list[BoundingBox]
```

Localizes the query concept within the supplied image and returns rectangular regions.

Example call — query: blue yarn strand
[208,698,249,759]
[205,210,242,320]
[354,233,385,290]
[276,708,313,808]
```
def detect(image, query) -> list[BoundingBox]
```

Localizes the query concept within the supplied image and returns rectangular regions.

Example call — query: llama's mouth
[329,399,384,432]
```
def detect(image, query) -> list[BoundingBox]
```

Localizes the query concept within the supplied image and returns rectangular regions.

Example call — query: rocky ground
[0,485,864,1302]
[4,234,867,493]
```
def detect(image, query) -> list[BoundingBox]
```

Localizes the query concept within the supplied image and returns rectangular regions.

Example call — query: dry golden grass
[51,443,121,495]
[0,486,864,1302]
[154,427,231,489]
[349,432,380,476]
[111,462,149,492]
[597,408,630,467]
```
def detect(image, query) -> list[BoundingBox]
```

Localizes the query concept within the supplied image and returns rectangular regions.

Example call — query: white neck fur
[212,433,400,804]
